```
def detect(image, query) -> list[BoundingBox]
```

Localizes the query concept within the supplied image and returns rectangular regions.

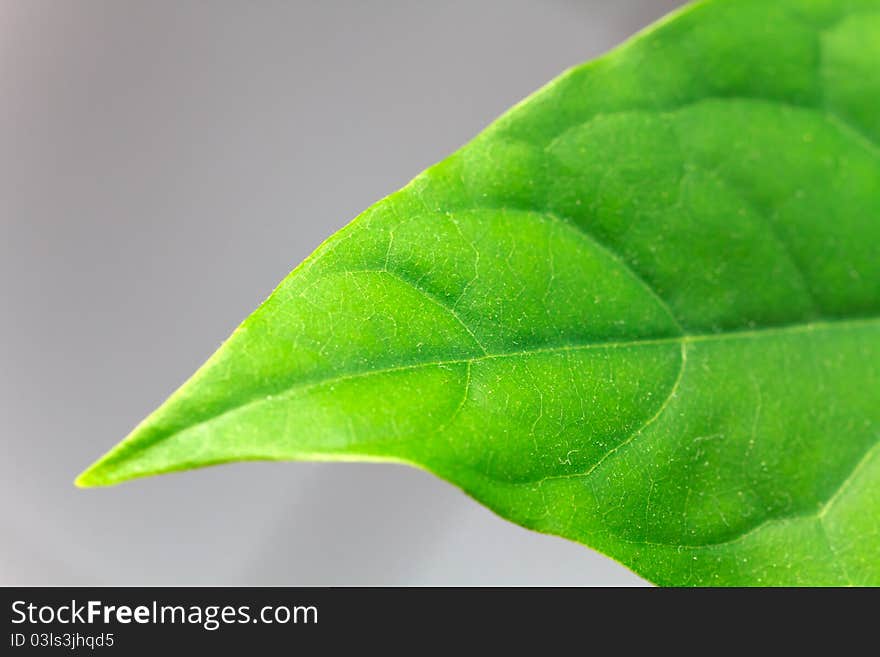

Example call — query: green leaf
[77,0,880,586]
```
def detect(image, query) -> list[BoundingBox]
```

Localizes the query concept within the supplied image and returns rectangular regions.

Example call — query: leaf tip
[74,469,98,489]
[74,459,114,488]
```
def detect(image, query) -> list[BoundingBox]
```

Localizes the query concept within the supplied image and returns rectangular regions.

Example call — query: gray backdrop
[2,0,685,586]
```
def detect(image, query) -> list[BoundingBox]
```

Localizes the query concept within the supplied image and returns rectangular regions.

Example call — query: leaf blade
[78,0,880,586]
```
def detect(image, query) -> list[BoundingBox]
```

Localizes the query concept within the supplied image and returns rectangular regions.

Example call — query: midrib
[176,314,880,431]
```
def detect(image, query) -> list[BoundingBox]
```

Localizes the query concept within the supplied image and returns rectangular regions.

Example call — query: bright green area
[78,0,880,586]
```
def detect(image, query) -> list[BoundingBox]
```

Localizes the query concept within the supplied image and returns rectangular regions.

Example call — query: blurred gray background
[1,0,685,586]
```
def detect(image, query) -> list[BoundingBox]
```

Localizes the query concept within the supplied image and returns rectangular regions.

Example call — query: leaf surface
[78,0,880,586]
